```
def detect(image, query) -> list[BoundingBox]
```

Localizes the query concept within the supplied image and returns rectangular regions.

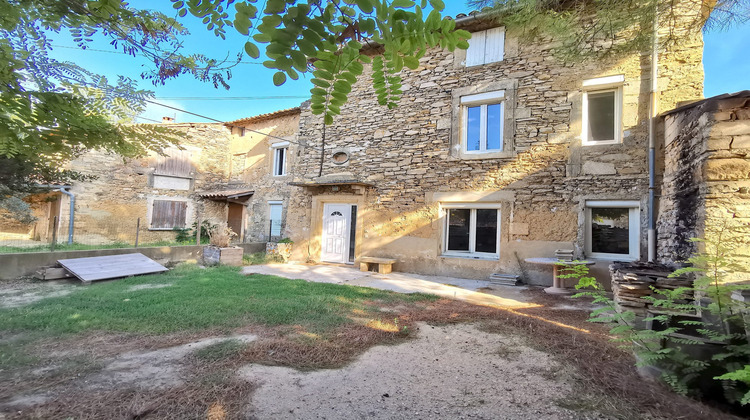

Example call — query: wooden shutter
[465,30,486,67]
[151,200,187,229]
[484,27,505,64]
[155,147,193,177]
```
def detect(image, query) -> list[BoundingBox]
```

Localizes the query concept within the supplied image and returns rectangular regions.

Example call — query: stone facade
[285,6,705,285]
[226,108,300,242]
[658,92,750,282]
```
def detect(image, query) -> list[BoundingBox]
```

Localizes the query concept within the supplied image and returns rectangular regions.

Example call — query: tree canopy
[0,0,468,220]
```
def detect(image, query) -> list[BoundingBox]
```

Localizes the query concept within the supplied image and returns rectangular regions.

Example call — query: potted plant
[203,225,242,266]
[266,237,294,262]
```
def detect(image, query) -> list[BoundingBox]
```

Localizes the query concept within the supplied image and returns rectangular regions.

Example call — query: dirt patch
[242,322,599,419]
[126,283,173,292]
[0,279,73,309]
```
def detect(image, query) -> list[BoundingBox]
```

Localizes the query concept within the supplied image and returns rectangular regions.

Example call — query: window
[150,200,187,229]
[239,127,246,137]
[461,91,504,153]
[443,205,500,258]
[585,200,640,260]
[272,142,289,176]
[465,27,505,67]
[268,202,283,238]
[582,75,624,145]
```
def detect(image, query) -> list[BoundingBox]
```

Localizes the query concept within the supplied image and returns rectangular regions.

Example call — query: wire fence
[0,215,210,254]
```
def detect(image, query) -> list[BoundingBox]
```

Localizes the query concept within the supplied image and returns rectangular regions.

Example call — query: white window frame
[465,27,505,67]
[584,200,640,261]
[268,201,283,237]
[461,91,505,154]
[582,75,624,146]
[271,142,289,176]
[441,203,501,260]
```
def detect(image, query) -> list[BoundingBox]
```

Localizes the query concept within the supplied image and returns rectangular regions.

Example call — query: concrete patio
[241,263,540,310]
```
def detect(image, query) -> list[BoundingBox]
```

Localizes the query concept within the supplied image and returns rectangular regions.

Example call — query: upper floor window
[584,200,640,260]
[461,91,505,154]
[466,27,505,67]
[272,142,289,176]
[582,75,624,145]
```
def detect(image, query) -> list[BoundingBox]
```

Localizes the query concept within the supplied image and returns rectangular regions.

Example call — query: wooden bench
[359,257,397,274]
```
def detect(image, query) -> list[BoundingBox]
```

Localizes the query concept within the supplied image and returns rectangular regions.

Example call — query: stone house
[0,109,301,248]
[282,5,707,286]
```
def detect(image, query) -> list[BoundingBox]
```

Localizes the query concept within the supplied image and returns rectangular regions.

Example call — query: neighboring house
[284,6,706,285]
[0,109,301,248]
[223,107,301,242]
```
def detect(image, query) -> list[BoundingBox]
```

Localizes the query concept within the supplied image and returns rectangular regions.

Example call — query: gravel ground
[241,322,610,420]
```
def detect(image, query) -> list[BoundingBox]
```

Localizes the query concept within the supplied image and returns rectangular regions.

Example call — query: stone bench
[359,257,397,274]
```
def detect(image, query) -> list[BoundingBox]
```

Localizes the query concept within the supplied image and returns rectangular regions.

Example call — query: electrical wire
[144,99,321,151]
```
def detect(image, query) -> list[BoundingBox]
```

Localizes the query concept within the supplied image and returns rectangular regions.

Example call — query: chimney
[162,116,175,124]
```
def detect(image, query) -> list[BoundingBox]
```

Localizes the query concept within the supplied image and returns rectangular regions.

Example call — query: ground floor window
[268,201,283,239]
[584,200,640,260]
[150,199,187,229]
[443,205,500,258]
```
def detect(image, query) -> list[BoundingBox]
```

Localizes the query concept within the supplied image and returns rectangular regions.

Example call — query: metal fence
[0,215,208,254]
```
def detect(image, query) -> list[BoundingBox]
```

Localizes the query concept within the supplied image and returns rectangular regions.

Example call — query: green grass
[0,264,437,336]
[193,339,247,362]
[242,252,283,265]
[0,241,197,254]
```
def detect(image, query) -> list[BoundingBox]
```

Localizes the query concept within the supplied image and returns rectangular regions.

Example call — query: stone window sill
[440,253,499,261]
[458,150,516,160]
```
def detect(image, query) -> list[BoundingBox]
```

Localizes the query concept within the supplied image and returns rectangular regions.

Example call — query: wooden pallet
[58,253,168,284]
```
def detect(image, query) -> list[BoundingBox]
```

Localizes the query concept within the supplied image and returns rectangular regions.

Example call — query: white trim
[272,146,287,176]
[441,206,501,259]
[460,90,505,105]
[584,202,640,261]
[461,96,504,154]
[582,86,623,146]
[271,141,290,148]
[583,74,625,88]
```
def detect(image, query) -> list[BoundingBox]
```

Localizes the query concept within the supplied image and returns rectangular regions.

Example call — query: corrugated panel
[58,253,168,283]
[465,30,486,67]
[484,27,505,64]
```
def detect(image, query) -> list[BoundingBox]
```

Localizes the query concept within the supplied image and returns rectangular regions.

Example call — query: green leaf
[403,55,419,70]
[244,42,260,59]
[272,72,287,86]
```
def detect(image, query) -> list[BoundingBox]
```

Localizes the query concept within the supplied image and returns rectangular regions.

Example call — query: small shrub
[277,238,294,244]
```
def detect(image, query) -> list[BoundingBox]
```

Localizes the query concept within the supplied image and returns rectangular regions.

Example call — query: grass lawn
[0,264,437,336]
[0,240,197,254]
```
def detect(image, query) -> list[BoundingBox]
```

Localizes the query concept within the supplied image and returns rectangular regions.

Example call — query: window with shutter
[154,147,194,178]
[465,27,505,67]
[150,200,188,229]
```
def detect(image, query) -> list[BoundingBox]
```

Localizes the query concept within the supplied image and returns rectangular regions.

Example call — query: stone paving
[241,263,540,310]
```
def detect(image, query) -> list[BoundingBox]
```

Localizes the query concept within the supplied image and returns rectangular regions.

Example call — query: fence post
[196,218,202,246]
[134,217,140,248]
[50,216,58,252]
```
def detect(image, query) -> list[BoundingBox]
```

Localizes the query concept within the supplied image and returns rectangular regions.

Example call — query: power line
[135,115,162,123]
[144,99,321,151]
[154,96,308,100]
[50,44,265,65]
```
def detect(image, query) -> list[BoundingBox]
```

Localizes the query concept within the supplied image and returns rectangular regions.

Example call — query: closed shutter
[155,147,193,177]
[151,200,187,229]
[484,27,505,64]
[465,30,486,67]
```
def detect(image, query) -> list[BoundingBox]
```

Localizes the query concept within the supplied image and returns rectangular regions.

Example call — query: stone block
[510,223,530,236]
[706,158,750,181]
[712,120,750,137]
[582,161,617,175]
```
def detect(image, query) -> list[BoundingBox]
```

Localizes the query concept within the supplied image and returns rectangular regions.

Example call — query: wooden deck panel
[58,253,168,283]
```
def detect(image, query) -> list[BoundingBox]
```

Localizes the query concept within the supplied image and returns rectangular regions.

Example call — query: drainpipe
[647,6,659,262]
[58,187,75,245]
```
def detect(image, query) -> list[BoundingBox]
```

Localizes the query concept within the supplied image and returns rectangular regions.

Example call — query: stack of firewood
[609,262,694,316]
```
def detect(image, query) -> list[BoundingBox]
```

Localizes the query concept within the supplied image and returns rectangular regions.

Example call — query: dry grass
[1,288,740,419]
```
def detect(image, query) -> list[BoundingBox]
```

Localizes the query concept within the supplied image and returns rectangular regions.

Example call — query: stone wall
[286,5,705,285]
[55,123,233,245]
[658,92,750,282]
[228,109,301,242]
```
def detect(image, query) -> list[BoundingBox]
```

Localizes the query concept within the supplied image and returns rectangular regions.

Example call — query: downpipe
[59,187,75,245]
[647,5,659,262]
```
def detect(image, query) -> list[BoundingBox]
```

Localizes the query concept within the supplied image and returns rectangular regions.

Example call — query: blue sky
[47,2,750,124]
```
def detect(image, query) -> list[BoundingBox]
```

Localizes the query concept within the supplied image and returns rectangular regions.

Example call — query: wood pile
[609,262,694,316]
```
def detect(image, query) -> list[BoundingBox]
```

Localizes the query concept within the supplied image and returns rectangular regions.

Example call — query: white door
[321,203,352,263]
